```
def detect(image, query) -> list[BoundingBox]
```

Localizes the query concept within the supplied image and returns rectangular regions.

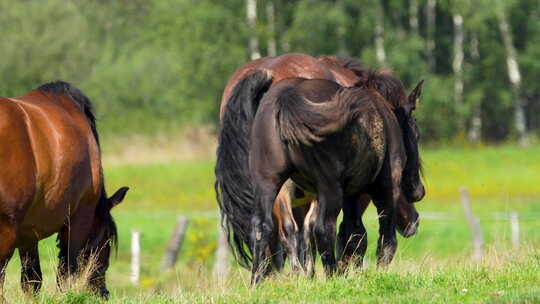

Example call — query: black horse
[248,73,424,285]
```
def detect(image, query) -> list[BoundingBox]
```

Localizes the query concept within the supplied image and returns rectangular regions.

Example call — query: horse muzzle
[397,211,419,238]
[410,185,426,203]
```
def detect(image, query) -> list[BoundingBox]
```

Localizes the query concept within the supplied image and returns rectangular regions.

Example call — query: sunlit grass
[5,248,540,303]
[422,144,540,199]
[3,143,540,303]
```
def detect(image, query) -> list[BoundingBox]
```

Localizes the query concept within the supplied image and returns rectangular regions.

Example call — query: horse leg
[302,201,318,278]
[268,230,284,274]
[268,198,286,274]
[56,205,94,292]
[337,194,370,270]
[0,219,16,301]
[277,200,301,272]
[292,205,309,268]
[56,225,78,291]
[372,187,399,267]
[313,183,342,277]
[250,179,282,286]
[19,244,42,295]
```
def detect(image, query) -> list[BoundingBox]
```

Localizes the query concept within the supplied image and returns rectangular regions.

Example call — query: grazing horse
[215,53,420,272]
[0,82,128,299]
[248,74,424,284]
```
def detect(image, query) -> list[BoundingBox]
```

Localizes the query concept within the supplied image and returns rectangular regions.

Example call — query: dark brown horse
[248,73,424,284]
[0,82,128,299]
[215,53,420,272]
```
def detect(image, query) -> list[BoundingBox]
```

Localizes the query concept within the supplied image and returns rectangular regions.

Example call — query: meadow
[3,142,540,303]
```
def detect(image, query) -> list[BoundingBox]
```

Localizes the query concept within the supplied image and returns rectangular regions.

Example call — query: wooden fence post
[510,211,519,249]
[213,224,229,279]
[131,229,140,285]
[161,216,189,271]
[460,187,483,262]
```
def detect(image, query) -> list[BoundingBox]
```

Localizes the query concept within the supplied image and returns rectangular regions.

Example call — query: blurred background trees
[0,0,539,143]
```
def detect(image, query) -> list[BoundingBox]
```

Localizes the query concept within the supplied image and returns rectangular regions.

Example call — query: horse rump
[274,80,368,147]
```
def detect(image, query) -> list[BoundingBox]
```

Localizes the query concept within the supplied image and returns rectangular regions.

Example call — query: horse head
[87,186,129,298]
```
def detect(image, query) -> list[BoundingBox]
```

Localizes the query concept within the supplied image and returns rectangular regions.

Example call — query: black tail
[275,86,368,146]
[215,71,273,268]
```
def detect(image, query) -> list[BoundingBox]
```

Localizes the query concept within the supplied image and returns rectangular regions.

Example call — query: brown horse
[248,74,424,284]
[0,81,128,299]
[215,53,419,272]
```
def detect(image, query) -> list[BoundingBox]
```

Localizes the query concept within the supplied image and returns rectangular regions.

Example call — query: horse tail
[275,86,366,146]
[215,71,273,268]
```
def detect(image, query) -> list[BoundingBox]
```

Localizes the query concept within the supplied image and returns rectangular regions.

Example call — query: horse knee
[376,237,397,266]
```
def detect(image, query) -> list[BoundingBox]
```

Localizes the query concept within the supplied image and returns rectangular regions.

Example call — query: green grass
[423,144,540,199]
[3,143,540,303]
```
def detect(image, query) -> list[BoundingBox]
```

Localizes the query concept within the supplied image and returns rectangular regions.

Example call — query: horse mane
[363,71,424,192]
[318,55,369,80]
[38,81,118,250]
[37,81,100,148]
[361,69,406,109]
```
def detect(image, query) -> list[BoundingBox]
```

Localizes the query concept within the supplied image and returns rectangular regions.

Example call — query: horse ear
[108,186,129,208]
[405,80,424,114]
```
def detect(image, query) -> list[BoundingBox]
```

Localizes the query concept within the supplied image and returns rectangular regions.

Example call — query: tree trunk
[468,33,482,142]
[409,0,419,34]
[452,14,464,130]
[374,0,386,65]
[265,0,277,56]
[496,5,528,146]
[247,0,261,60]
[337,0,348,56]
[426,0,436,71]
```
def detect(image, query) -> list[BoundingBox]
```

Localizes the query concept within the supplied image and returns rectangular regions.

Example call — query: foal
[249,76,424,284]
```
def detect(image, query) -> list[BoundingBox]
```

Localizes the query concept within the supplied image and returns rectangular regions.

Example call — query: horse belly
[16,200,69,245]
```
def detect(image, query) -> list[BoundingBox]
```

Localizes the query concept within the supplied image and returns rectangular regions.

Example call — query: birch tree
[453,13,465,129]
[247,0,261,60]
[409,0,419,34]
[468,32,482,142]
[496,1,529,146]
[426,0,437,71]
[265,0,277,56]
[337,0,348,56]
[374,0,386,65]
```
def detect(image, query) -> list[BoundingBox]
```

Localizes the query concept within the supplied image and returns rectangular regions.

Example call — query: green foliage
[1,0,540,141]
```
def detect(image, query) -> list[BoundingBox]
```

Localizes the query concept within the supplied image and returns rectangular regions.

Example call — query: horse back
[0,92,101,245]
[220,53,360,117]
[0,99,38,226]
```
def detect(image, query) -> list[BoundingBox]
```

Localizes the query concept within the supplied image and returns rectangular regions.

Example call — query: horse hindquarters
[249,109,292,285]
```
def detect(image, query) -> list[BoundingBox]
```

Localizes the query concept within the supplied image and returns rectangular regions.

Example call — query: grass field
[3,143,540,303]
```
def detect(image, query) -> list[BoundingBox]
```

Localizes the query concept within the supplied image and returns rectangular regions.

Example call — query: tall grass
[5,247,540,303]
[2,143,540,303]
